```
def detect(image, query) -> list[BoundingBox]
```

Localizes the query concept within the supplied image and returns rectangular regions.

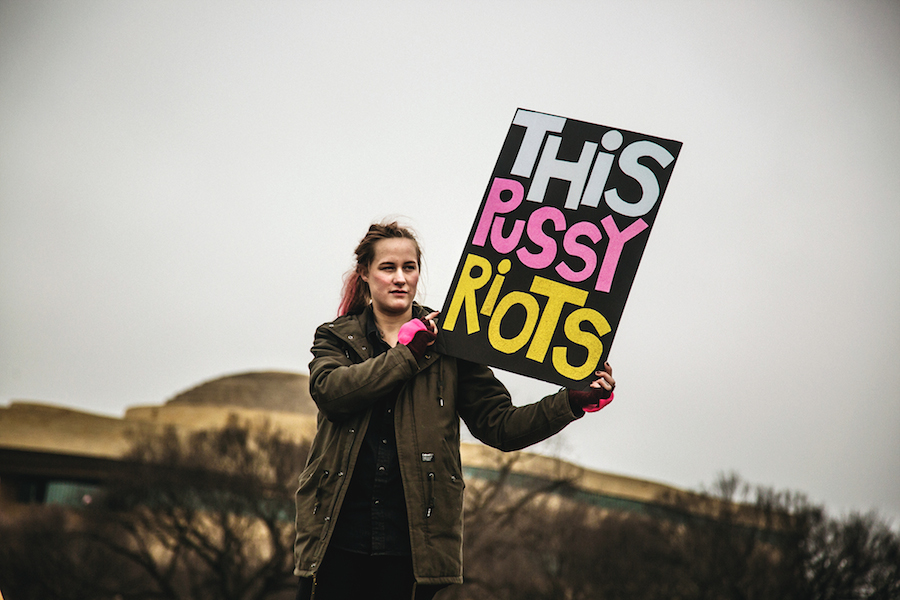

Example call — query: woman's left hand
[567,362,616,412]
[589,362,615,395]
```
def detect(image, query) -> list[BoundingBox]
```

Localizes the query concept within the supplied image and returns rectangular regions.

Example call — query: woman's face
[361,238,420,318]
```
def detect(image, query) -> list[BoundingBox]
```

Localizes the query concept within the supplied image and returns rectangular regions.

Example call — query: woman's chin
[375,298,413,316]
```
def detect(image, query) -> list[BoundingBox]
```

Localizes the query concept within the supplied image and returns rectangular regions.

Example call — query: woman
[294,222,615,600]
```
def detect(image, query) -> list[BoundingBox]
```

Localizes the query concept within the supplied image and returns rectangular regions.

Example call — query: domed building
[0,371,694,519]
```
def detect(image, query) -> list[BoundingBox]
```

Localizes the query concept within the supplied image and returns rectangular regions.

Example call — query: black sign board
[439,109,682,389]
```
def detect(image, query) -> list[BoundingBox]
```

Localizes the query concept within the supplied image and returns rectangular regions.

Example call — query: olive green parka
[293,305,583,585]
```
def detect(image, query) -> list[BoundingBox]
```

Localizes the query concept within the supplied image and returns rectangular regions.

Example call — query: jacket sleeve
[308,323,422,422]
[455,359,582,452]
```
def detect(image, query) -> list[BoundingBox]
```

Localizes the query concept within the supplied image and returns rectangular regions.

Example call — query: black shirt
[328,311,412,556]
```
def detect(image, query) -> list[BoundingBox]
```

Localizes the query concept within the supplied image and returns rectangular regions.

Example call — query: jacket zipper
[426,471,435,518]
[438,364,444,407]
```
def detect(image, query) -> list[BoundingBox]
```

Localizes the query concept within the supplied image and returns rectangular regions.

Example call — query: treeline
[448,462,900,600]
[1,420,897,600]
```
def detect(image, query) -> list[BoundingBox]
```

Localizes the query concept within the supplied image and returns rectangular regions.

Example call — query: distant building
[1,371,698,520]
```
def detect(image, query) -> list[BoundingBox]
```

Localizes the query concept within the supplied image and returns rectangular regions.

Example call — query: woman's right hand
[398,313,439,359]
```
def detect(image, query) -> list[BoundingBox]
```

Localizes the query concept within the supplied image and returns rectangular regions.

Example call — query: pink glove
[568,388,614,413]
[398,319,428,345]
[398,318,436,360]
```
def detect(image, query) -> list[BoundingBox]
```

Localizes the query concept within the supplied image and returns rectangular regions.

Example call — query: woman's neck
[372,306,413,347]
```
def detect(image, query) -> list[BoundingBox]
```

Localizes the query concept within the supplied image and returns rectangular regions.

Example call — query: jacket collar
[326,303,435,361]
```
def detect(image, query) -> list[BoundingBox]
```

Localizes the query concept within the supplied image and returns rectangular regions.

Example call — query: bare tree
[0,416,308,600]
[437,465,900,600]
[804,510,900,600]
[87,416,308,600]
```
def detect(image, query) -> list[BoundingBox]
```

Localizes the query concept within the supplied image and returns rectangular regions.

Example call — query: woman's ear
[358,265,369,284]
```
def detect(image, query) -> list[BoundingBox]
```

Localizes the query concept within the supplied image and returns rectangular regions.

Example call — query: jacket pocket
[424,471,465,520]
[313,469,330,515]
[296,462,319,513]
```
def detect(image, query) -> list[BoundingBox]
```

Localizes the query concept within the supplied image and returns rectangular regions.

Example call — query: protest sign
[439,109,682,389]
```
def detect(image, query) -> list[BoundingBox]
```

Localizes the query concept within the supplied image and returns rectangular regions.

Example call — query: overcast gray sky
[2,1,898,525]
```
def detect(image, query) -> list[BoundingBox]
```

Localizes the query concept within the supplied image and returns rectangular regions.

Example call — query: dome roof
[166,371,316,415]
